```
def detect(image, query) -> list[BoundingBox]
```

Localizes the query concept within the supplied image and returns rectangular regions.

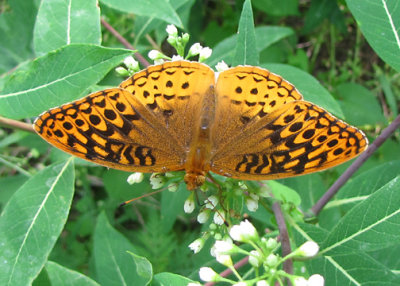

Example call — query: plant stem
[100,18,150,67]
[0,116,35,133]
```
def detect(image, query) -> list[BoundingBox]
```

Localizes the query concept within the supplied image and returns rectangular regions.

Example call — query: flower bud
[127,172,144,184]
[199,267,219,282]
[308,274,324,286]
[189,238,205,254]
[298,241,319,257]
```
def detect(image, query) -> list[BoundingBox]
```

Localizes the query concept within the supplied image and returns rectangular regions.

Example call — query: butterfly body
[34,61,368,190]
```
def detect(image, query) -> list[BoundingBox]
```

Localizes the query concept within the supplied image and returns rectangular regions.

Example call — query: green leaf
[34,0,101,55]
[206,26,294,67]
[93,212,153,286]
[266,180,301,206]
[152,272,194,286]
[45,261,100,286]
[336,82,386,126]
[378,73,398,117]
[346,0,400,72]
[160,184,187,233]
[100,0,183,28]
[262,63,344,117]
[303,0,346,34]
[332,161,400,211]
[133,0,192,46]
[232,0,258,66]
[294,223,400,285]
[0,0,37,73]
[309,251,400,285]
[0,44,133,119]
[0,159,75,286]
[127,252,153,285]
[321,177,400,255]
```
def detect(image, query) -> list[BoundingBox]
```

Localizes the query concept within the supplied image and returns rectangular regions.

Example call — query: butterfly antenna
[119,183,180,207]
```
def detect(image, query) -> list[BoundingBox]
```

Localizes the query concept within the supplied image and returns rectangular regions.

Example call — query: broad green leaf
[0,44,133,119]
[293,223,400,286]
[321,177,400,255]
[206,26,294,67]
[336,82,386,126]
[100,0,183,28]
[266,180,301,206]
[127,252,153,285]
[152,272,194,286]
[93,212,152,286]
[346,0,400,72]
[308,251,400,286]
[45,261,100,286]
[161,184,187,233]
[34,0,101,55]
[263,63,344,117]
[330,161,400,211]
[232,0,258,66]
[133,0,192,47]
[0,159,75,286]
[0,0,36,73]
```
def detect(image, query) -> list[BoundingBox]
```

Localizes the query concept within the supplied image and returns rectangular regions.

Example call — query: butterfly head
[184,172,206,190]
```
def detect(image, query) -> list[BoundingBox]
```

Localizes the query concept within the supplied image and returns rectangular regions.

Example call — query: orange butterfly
[34,61,368,190]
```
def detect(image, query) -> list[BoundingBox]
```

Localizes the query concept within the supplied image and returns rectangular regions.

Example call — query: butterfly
[34,61,368,190]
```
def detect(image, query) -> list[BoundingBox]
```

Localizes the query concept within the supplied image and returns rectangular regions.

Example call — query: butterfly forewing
[211,66,303,154]
[119,61,215,149]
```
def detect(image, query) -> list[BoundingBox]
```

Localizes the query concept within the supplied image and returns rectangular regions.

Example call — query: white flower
[246,198,258,212]
[213,211,225,225]
[298,241,319,257]
[256,281,269,286]
[188,43,203,56]
[248,250,262,267]
[308,274,324,286]
[214,240,234,254]
[127,172,144,184]
[123,56,139,70]
[115,66,129,76]
[171,55,184,61]
[215,61,229,72]
[148,49,163,60]
[265,254,278,267]
[199,267,219,282]
[229,220,258,242]
[216,253,233,267]
[166,24,178,36]
[205,195,218,209]
[154,58,165,65]
[197,210,210,224]
[189,238,205,254]
[184,196,195,213]
[199,47,212,61]
[149,173,164,189]
[293,277,308,286]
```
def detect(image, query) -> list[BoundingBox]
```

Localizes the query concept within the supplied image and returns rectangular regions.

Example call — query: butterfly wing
[210,67,368,180]
[34,61,215,173]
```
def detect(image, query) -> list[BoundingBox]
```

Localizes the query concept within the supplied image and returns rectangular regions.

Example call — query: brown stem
[100,18,150,67]
[272,201,292,285]
[0,116,35,133]
[204,256,249,286]
[311,114,400,215]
